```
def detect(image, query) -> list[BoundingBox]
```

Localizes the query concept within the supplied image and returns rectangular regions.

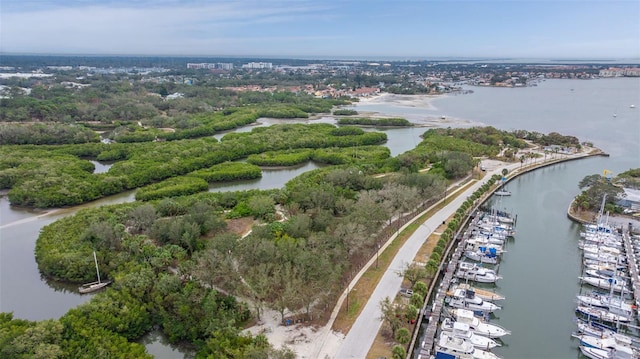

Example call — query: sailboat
[78,251,112,294]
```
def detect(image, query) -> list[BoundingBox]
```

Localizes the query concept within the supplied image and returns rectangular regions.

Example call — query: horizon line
[2,52,640,64]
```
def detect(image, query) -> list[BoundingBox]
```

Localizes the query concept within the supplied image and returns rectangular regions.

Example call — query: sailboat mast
[93,251,101,284]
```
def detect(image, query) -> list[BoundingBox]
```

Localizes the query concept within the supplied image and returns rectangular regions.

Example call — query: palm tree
[425,259,439,277]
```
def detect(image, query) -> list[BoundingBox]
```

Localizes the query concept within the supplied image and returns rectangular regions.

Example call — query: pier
[622,227,640,313]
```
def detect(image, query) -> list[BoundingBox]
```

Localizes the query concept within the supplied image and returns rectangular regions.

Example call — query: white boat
[575,319,634,347]
[477,224,515,237]
[466,237,505,250]
[583,269,629,284]
[579,276,628,293]
[572,332,634,352]
[448,283,505,302]
[579,238,622,250]
[79,251,112,294]
[576,292,635,316]
[494,189,511,196]
[441,320,500,350]
[449,308,511,338]
[455,262,502,283]
[576,305,631,324]
[473,231,507,244]
[446,288,501,313]
[464,250,499,264]
[582,252,625,265]
[582,244,622,256]
[493,213,514,224]
[579,344,635,359]
[435,331,502,359]
[583,259,627,272]
[631,105,636,109]
[583,263,627,274]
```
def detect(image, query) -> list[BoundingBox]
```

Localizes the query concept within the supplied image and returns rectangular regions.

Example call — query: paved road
[334,175,495,358]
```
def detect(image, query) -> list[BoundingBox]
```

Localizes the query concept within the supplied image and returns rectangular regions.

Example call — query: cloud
[1,1,335,55]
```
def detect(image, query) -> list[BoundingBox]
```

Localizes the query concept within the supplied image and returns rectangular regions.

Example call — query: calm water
[0,78,638,358]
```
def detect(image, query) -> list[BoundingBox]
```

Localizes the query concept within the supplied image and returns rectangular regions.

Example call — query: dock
[415,213,494,357]
[622,228,640,313]
[417,238,465,357]
[413,209,514,358]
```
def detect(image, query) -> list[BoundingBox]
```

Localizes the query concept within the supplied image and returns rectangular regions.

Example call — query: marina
[414,183,640,358]
[417,207,516,358]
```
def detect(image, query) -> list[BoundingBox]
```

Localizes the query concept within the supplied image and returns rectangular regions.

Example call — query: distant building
[242,62,273,69]
[617,188,640,212]
[599,67,640,77]
[187,63,234,70]
[47,66,73,71]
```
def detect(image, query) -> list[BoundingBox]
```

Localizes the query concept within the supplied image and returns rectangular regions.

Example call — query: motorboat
[446,288,501,313]
[448,283,505,302]
[575,319,634,347]
[494,188,511,196]
[464,250,499,265]
[455,262,502,283]
[435,331,502,359]
[441,320,500,350]
[474,230,507,242]
[480,225,515,237]
[572,332,634,352]
[576,305,632,324]
[466,237,505,251]
[579,344,635,359]
[448,308,511,338]
[576,292,635,317]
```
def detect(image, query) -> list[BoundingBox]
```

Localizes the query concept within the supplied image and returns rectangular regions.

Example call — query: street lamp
[376,243,381,269]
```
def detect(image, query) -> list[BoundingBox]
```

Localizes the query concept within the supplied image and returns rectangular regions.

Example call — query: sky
[1,0,639,60]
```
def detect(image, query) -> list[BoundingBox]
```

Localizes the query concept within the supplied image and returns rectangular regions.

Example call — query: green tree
[413,281,428,298]
[392,345,407,359]
[425,259,439,276]
[398,262,427,287]
[410,292,424,308]
[395,327,411,345]
[379,297,403,339]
